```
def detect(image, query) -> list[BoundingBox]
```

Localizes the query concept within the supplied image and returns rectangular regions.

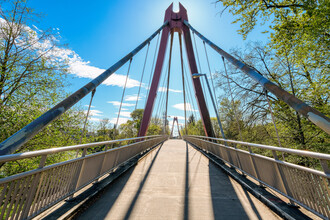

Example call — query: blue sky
[25,0,269,134]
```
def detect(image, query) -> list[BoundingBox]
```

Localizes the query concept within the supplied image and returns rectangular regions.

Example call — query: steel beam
[138,7,171,137]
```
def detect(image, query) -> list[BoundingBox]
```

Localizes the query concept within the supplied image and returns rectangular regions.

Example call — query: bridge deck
[76,140,280,219]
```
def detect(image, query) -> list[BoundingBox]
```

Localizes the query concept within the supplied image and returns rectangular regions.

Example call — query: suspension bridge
[0,3,329,220]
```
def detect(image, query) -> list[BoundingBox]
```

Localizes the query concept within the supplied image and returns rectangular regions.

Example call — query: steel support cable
[222,56,243,142]
[179,33,187,135]
[154,55,169,121]
[203,41,218,109]
[145,33,161,107]
[0,22,168,155]
[183,61,199,122]
[135,42,150,110]
[184,20,330,135]
[264,89,285,160]
[154,63,169,124]
[114,58,133,134]
[193,32,209,108]
[75,89,96,157]
[80,89,96,144]
[164,32,174,133]
[154,64,169,133]
[184,69,198,123]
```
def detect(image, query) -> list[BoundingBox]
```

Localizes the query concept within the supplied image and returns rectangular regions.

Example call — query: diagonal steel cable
[135,43,150,110]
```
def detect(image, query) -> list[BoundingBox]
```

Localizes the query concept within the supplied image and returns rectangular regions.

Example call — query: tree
[118,109,163,138]
[219,98,245,140]
[0,0,85,153]
[215,42,329,155]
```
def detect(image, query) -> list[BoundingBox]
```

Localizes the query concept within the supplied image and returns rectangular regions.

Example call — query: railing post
[21,155,47,219]
[320,159,330,184]
[247,147,264,187]
[68,147,87,200]
[94,144,109,184]
[272,150,295,205]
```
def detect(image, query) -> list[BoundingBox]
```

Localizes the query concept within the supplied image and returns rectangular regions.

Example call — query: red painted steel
[138,3,215,137]
[138,7,171,137]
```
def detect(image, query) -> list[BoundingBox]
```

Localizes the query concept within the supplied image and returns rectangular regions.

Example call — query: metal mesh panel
[183,135,330,219]
[77,154,105,189]
[0,136,166,220]
[281,165,330,217]
[252,156,286,193]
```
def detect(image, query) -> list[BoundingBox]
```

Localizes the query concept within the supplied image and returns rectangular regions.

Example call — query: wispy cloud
[125,94,142,101]
[108,101,135,107]
[158,87,182,93]
[68,58,141,88]
[173,103,198,112]
[89,117,102,122]
[115,111,131,117]
[110,117,129,125]
[84,105,95,108]
[85,109,103,117]
[2,18,141,89]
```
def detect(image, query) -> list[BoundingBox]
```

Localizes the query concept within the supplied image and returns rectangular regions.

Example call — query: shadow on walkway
[122,143,163,219]
[73,144,163,220]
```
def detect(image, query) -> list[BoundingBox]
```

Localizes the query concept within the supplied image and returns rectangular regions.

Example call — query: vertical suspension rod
[164,33,174,134]
[179,33,187,135]
[184,20,330,135]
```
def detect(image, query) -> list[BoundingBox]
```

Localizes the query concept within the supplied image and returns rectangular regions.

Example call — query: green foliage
[117,109,163,139]
[0,0,86,176]
[0,0,87,152]
[214,41,329,168]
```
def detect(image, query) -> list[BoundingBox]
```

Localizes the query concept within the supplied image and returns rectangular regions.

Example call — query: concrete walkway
[75,140,280,220]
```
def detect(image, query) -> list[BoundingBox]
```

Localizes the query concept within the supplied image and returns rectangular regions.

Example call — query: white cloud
[0,18,141,89]
[158,87,182,93]
[108,101,134,107]
[173,103,198,112]
[85,109,103,117]
[110,117,129,125]
[84,105,95,108]
[121,108,129,111]
[125,94,141,101]
[68,57,141,88]
[89,117,102,122]
[116,111,131,117]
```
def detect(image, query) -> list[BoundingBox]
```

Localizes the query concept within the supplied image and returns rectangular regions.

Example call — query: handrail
[184,135,330,219]
[0,135,167,220]
[187,135,330,160]
[0,135,161,163]
[0,21,169,156]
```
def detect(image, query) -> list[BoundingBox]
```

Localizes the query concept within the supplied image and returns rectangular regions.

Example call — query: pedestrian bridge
[72,139,280,220]
[0,136,328,219]
[0,3,329,220]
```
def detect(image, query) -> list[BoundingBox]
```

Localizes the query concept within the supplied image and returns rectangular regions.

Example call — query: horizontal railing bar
[0,135,161,163]
[0,136,164,184]
[202,147,327,220]
[187,135,330,160]
[186,137,329,178]
[184,136,329,219]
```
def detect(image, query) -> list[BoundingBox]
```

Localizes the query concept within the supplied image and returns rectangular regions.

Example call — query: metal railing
[183,135,330,219]
[0,135,167,220]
